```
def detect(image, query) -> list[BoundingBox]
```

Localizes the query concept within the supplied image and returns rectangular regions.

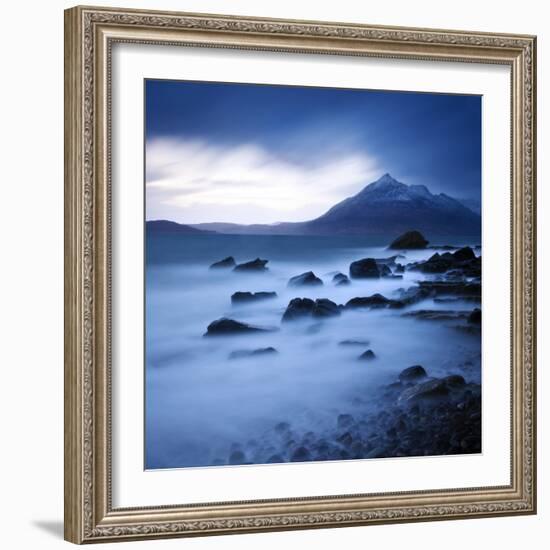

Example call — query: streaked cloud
[146,138,381,224]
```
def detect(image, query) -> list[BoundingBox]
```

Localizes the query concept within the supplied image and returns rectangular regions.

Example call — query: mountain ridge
[148,174,481,239]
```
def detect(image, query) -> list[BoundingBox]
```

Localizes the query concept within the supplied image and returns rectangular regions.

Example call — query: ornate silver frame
[64,5,537,544]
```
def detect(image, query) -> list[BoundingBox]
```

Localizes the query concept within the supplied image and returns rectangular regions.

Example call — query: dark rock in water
[398,378,450,403]
[210,256,236,269]
[358,349,376,361]
[416,252,454,273]
[468,308,482,324]
[233,258,269,272]
[312,298,341,318]
[374,255,403,268]
[290,446,311,462]
[204,318,276,336]
[349,258,380,279]
[453,246,476,262]
[337,414,355,429]
[332,272,349,285]
[399,365,427,382]
[345,294,391,309]
[443,374,466,387]
[282,298,315,321]
[229,347,278,359]
[282,298,340,321]
[288,271,323,287]
[231,291,277,304]
[395,263,405,273]
[418,280,481,297]
[379,264,392,277]
[336,277,351,286]
[390,286,432,308]
[339,339,370,347]
[229,450,247,465]
[402,309,470,322]
[389,230,428,250]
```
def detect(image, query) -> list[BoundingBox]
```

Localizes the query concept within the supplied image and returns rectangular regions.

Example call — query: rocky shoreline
[201,230,482,466]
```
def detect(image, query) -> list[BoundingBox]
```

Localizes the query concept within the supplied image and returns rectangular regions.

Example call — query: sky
[145,79,481,225]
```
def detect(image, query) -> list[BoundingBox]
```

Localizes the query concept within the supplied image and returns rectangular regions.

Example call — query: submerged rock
[204,318,277,336]
[233,258,269,272]
[210,256,236,269]
[453,246,476,262]
[398,378,450,403]
[231,291,277,304]
[332,272,350,285]
[229,347,278,359]
[358,349,376,361]
[345,294,391,309]
[389,230,429,250]
[398,365,427,382]
[402,309,470,322]
[418,280,481,298]
[288,271,323,287]
[468,308,482,324]
[282,298,340,322]
[339,339,370,347]
[349,258,380,279]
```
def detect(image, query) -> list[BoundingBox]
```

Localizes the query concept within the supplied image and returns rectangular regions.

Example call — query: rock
[336,277,351,286]
[281,298,315,321]
[210,256,236,269]
[332,272,350,285]
[233,258,269,272]
[402,309,470,322]
[453,246,476,262]
[398,365,427,382]
[358,349,376,361]
[229,347,278,359]
[282,298,340,321]
[390,286,432,308]
[443,374,466,387]
[337,414,355,429]
[313,298,341,318]
[374,255,403,268]
[288,271,323,287]
[231,291,277,304]
[345,294,391,309]
[290,446,311,462]
[389,230,429,250]
[204,318,276,336]
[468,308,482,324]
[338,339,370,347]
[379,264,393,277]
[418,280,481,298]
[398,379,450,404]
[395,263,405,273]
[349,258,380,279]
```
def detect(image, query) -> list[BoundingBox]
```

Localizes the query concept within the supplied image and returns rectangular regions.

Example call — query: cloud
[146,137,381,224]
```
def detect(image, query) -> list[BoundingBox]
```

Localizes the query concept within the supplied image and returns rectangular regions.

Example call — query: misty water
[145,234,481,469]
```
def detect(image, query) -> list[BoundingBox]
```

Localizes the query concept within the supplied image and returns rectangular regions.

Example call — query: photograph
[145,80,483,470]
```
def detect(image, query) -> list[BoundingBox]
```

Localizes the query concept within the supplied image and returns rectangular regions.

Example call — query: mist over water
[145,234,481,469]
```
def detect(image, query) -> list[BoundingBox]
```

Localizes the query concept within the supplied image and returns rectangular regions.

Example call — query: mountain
[146,220,216,234]
[190,173,481,239]
[301,173,481,237]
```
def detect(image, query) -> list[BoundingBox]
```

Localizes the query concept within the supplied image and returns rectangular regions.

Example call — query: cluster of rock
[210,256,269,272]
[211,364,481,466]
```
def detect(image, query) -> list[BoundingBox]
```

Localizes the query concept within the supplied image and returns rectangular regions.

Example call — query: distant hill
[458,198,481,215]
[146,220,216,234]
[189,174,481,239]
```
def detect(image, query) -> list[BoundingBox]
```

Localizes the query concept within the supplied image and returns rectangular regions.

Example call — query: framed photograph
[64,5,537,544]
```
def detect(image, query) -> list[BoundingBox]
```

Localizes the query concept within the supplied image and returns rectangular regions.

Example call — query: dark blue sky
[145,79,481,223]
